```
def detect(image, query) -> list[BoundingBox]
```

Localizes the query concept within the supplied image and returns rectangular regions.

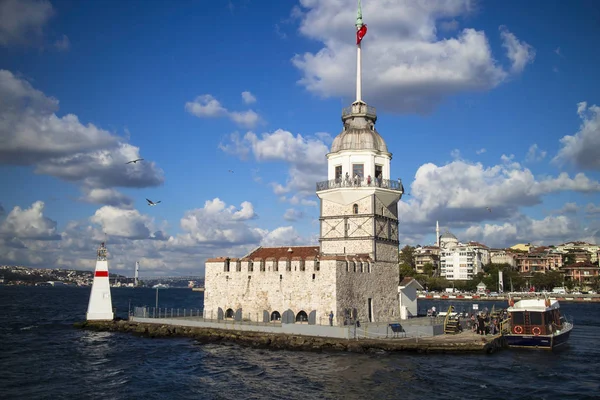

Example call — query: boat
[152,283,169,289]
[503,296,573,349]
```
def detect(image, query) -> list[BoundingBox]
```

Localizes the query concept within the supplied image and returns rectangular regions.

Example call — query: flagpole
[356,0,363,103]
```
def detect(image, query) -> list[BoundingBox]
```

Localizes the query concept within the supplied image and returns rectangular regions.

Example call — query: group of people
[468,309,504,335]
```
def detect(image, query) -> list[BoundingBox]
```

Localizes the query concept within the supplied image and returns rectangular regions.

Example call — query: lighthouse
[86,242,114,320]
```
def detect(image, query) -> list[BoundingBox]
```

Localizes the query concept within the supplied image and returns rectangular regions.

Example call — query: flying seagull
[126,158,144,164]
[146,198,161,206]
[486,207,492,212]
[228,169,234,173]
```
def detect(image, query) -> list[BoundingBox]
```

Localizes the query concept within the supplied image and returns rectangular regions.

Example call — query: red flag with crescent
[356,24,367,45]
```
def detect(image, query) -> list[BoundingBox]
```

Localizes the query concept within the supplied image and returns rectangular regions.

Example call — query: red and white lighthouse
[86,242,114,320]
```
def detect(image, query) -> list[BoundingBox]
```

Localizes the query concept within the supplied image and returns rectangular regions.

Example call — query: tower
[316,0,402,263]
[134,261,140,287]
[86,242,114,321]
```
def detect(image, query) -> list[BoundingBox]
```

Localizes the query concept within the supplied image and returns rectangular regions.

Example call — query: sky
[1,0,600,277]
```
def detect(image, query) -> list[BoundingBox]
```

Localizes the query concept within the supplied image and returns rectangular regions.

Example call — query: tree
[399,245,415,268]
[422,263,435,277]
[399,264,414,281]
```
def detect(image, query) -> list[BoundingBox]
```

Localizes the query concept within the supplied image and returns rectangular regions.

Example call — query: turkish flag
[356,24,368,45]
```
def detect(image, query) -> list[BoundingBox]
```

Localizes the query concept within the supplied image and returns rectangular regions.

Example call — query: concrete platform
[75,320,506,354]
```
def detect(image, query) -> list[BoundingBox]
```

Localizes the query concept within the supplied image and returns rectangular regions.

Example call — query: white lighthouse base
[87,259,114,321]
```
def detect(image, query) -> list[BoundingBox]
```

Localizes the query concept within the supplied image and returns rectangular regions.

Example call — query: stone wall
[204,259,338,325]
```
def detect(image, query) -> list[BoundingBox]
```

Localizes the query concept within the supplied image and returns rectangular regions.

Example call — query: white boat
[152,283,169,289]
[504,297,573,350]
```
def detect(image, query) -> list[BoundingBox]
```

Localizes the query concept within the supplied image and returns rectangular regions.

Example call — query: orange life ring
[532,326,542,336]
[513,325,523,334]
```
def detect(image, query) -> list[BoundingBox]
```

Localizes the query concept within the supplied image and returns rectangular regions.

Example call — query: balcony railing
[342,104,377,119]
[316,178,404,192]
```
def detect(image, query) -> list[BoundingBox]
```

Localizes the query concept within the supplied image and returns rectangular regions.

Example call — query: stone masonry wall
[204,259,339,325]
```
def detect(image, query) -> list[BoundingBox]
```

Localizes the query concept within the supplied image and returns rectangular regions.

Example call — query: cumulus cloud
[397,158,600,233]
[0,0,54,47]
[292,0,535,113]
[90,206,153,240]
[0,70,164,200]
[525,144,547,163]
[0,70,117,164]
[283,208,304,221]
[476,148,486,155]
[219,129,328,200]
[171,198,264,247]
[241,91,257,104]
[585,203,600,215]
[554,102,600,170]
[260,226,310,247]
[0,201,60,240]
[79,188,134,209]
[464,215,580,248]
[185,94,261,128]
[553,202,578,215]
[499,25,536,73]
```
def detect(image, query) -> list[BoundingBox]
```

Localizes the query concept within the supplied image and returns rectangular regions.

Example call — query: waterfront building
[489,248,518,269]
[516,251,563,274]
[555,241,600,263]
[414,246,440,275]
[203,3,404,325]
[560,262,600,288]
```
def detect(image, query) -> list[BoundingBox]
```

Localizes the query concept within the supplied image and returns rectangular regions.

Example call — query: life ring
[513,325,523,334]
[532,326,542,336]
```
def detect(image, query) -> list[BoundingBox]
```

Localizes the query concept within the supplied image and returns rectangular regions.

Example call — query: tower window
[375,165,383,181]
[352,164,364,179]
[353,204,359,214]
[335,165,342,182]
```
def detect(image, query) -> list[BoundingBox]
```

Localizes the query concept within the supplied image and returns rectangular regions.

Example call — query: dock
[76,319,506,354]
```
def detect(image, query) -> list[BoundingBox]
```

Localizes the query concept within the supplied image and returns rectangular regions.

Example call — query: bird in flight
[146,198,161,206]
[228,170,234,173]
[126,158,144,164]
[486,207,492,212]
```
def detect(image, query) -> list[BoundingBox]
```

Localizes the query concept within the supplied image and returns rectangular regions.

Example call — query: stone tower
[316,0,403,264]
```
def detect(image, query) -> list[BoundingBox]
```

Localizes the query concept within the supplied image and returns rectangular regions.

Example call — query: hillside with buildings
[399,231,600,293]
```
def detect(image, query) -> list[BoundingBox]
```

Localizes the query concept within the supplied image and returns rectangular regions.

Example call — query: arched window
[296,310,308,323]
[353,204,358,214]
[271,311,281,322]
[225,308,234,319]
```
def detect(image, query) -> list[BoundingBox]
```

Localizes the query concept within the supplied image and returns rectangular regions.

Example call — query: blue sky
[1,0,599,276]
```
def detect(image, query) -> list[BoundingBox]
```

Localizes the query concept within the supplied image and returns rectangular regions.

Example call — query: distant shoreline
[418,293,600,303]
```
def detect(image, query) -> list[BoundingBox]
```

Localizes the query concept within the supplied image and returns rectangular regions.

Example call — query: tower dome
[330,103,389,154]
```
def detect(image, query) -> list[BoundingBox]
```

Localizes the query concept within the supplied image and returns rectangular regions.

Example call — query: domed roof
[330,128,389,153]
[440,231,458,240]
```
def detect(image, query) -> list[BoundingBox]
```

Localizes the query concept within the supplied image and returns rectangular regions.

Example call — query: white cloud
[185,94,261,128]
[553,202,578,215]
[476,148,486,155]
[450,149,461,159]
[554,102,600,170]
[499,25,536,74]
[259,226,310,247]
[525,144,547,163]
[585,203,600,215]
[0,70,117,164]
[464,215,580,248]
[0,201,60,240]
[439,19,459,33]
[79,188,134,209]
[220,129,329,200]
[397,158,600,233]
[283,208,304,221]
[54,34,70,51]
[0,69,164,198]
[90,206,153,240]
[292,0,534,113]
[0,0,54,47]
[172,198,264,246]
[241,91,257,104]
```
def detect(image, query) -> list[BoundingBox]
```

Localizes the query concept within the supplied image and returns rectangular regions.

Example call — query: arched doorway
[296,310,308,323]
[225,308,234,319]
[271,311,281,322]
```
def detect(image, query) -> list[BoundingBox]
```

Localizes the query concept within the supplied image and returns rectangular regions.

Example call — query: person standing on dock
[477,313,486,335]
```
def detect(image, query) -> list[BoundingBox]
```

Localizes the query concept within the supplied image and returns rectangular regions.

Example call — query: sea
[1,286,599,400]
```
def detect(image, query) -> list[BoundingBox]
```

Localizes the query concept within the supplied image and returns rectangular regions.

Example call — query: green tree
[399,245,415,268]
[422,262,435,277]
[399,264,415,281]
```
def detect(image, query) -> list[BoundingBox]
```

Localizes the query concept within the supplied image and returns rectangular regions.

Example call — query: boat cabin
[508,298,563,336]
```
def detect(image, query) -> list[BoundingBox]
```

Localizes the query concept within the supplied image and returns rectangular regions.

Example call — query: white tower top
[86,242,114,321]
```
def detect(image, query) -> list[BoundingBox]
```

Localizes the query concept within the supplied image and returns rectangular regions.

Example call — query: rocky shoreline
[75,320,506,354]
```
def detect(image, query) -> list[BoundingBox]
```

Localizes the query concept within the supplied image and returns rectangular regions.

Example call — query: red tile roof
[244,246,320,260]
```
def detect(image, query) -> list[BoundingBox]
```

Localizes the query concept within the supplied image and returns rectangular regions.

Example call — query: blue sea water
[1,286,599,400]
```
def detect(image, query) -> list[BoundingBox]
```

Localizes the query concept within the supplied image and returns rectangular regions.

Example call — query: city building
[560,262,600,288]
[555,241,600,263]
[489,249,518,269]
[414,246,440,275]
